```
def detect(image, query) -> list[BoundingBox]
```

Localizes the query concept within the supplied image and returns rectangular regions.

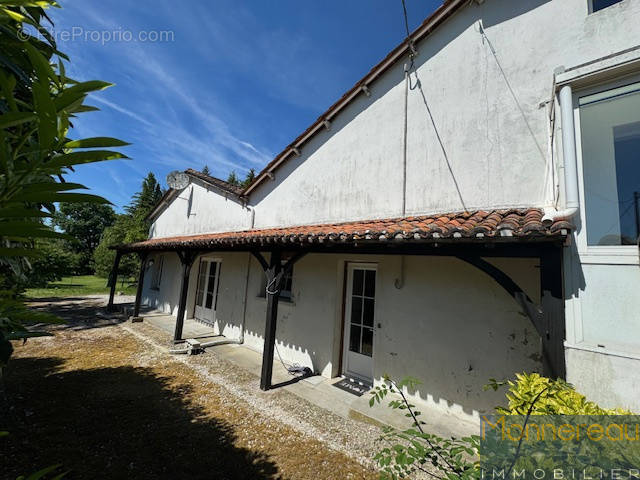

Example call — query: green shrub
[371,373,633,479]
[491,372,632,416]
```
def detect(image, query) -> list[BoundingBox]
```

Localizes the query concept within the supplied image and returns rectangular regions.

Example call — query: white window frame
[150,255,164,290]
[573,73,640,265]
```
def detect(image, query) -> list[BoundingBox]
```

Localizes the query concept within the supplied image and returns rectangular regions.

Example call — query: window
[590,0,623,12]
[150,255,164,290]
[579,81,640,246]
[260,262,294,301]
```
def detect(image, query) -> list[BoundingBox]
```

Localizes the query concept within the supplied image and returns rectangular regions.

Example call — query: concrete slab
[145,315,218,340]
[141,315,478,439]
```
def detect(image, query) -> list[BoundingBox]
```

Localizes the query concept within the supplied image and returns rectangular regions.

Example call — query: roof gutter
[241,0,468,196]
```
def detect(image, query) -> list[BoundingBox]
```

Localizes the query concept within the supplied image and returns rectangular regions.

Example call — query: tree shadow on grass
[26,299,133,332]
[1,356,281,480]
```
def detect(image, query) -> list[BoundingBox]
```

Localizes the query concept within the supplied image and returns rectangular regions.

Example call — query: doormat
[333,378,372,397]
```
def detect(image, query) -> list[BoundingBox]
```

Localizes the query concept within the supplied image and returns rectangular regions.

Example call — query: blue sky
[49,0,442,211]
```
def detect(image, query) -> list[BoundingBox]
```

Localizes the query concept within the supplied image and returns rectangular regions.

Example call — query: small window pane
[195,261,206,306]
[364,270,376,298]
[205,263,216,309]
[349,325,361,353]
[580,84,640,246]
[362,298,375,327]
[592,0,623,12]
[350,297,363,325]
[352,269,364,296]
[361,328,373,357]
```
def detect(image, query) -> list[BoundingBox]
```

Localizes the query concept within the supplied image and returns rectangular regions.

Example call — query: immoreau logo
[479,415,640,479]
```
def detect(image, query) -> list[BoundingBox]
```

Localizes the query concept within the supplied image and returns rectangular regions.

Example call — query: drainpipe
[541,85,580,226]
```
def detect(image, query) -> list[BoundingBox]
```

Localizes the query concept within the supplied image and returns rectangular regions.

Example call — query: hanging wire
[401,0,418,89]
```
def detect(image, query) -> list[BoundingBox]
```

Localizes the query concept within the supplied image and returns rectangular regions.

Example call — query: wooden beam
[107,251,122,311]
[540,247,566,379]
[260,250,282,391]
[132,252,149,318]
[174,251,197,343]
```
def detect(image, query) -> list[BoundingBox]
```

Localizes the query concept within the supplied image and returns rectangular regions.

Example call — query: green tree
[94,173,163,279]
[242,168,256,189]
[0,0,129,367]
[226,170,240,186]
[201,165,211,176]
[93,214,139,278]
[52,203,115,273]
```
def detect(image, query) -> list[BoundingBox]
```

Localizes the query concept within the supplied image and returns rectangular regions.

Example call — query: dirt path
[1,297,379,480]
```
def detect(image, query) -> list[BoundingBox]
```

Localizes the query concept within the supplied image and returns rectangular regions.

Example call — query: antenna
[166,170,190,190]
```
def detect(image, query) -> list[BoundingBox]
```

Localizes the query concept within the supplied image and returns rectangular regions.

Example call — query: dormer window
[590,0,623,13]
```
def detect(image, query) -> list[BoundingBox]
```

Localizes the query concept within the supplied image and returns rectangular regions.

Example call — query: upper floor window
[579,81,640,246]
[150,255,164,290]
[590,0,623,12]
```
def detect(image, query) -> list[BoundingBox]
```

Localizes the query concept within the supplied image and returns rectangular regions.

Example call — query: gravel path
[4,296,383,479]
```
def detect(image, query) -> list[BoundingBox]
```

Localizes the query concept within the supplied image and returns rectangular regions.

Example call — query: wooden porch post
[132,251,149,319]
[251,250,307,391]
[107,250,123,311]
[540,246,566,379]
[260,250,282,391]
[174,251,196,343]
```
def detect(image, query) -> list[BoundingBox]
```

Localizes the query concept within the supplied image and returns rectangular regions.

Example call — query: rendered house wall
[142,0,640,414]
[149,180,252,239]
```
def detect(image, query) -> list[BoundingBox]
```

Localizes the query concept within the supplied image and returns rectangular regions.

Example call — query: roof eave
[241,0,467,196]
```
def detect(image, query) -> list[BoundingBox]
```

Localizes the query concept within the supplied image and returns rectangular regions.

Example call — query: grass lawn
[25,274,137,298]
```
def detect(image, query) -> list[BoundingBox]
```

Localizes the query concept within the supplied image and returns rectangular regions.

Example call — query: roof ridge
[184,168,243,195]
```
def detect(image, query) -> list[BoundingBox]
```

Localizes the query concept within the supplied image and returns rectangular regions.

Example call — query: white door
[194,259,220,325]
[343,264,377,383]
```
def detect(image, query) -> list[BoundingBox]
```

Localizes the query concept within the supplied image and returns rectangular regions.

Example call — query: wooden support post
[107,250,122,311]
[174,251,196,343]
[132,252,149,320]
[260,250,282,391]
[540,246,566,379]
[253,251,307,391]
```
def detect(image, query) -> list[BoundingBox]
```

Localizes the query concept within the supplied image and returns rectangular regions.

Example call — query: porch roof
[117,208,571,253]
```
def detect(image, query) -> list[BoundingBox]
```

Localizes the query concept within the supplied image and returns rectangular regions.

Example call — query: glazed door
[194,259,220,324]
[343,264,377,383]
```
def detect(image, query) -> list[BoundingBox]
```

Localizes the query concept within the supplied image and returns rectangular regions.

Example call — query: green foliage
[124,172,163,220]
[93,172,162,278]
[51,203,115,273]
[0,0,128,366]
[201,165,211,176]
[226,170,239,186]
[22,239,79,287]
[491,372,632,415]
[242,168,256,188]
[371,373,635,480]
[93,214,141,278]
[226,169,256,189]
[370,375,479,480]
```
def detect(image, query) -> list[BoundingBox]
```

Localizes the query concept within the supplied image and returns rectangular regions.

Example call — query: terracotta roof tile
[122,208,571,252]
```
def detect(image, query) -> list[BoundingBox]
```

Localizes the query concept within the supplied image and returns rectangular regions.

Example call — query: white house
[111,0,640,422]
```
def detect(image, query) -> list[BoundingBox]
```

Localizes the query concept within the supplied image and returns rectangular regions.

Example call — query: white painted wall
[149,180,253,239]
[140,0,640,415]
[224,253,542,421]
[249,0,640,228]
[142,251,542,421]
